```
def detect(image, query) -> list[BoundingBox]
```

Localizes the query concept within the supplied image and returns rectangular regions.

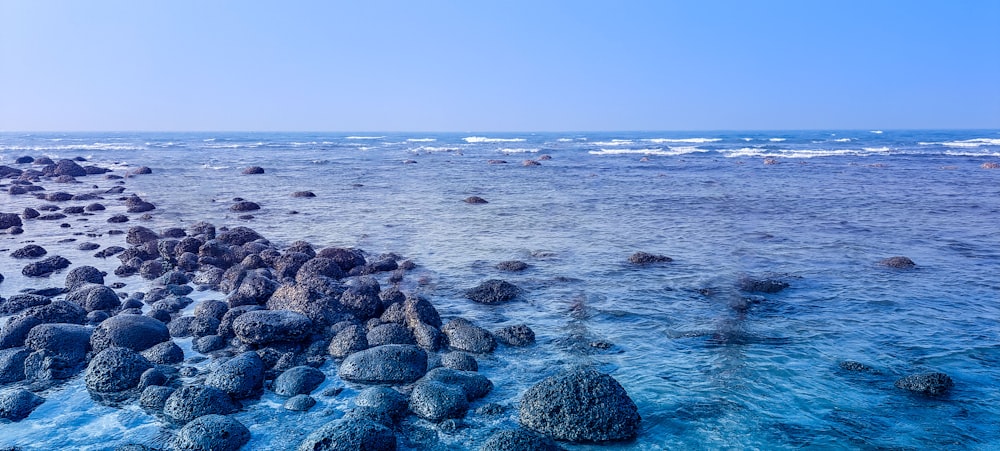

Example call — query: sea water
[0,131,998,450]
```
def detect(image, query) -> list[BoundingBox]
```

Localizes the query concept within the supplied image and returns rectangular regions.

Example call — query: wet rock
[403,295,442,329]
[355,386,408,421]
[141,341,185,365]
[85,347,153,394]
[274,365,326,396]
[328,324,369,358]
[34,156,54,165]
[628,251,672,264]
[465,279,520,305]
[296,418,396,451]
[127,226,160,246]
[37,213,67,220]
[421,367,492,400]
[523,160,541,166]
[409,380,469,422]
[291,191,316,198]
[163,385,239,424]
[187,316,221,338]
[273,251,312,280]
[982,162,1000,169]
[0,348,30,384]
[217,305,263,339]
[366,323,416,347]
[496,260,528,272]
[0,294,51,315]
[24,323,91,367]
[171,413,250,451]
[107,214,129,223]
[22,255,72,277]
[125,195,156,213]
[231,309,313,345]
[85,202,106,212]
[50,159,87,177]
[44,192,74,202]
[22,208,40,219]
[464,196,488,204]
[519,369,640,442]
[131,166,152,175]
[15,156,34,164]
[410,321,443,352]
[77,242,100,251]
[839,361,879,373]
[737,277,789,294]
[284,394,317,411]
[0,301,87,348]
[895,372,954,395]
[338,344,427,384]
[95,246,126,258]
[242,166,265,175]
[91,314,171,353]
[231,201,260,212]
[339,277,382,319]
[316,247,366,272]
[480,429,564,451]
[204,351,264,399]
[65,284,120,311]
[10,244,46,259]
[139,385,174,411]
[193,335,226,354]
[880,256,916,269]
[296,257,345,281]
[441,352,478,372]
[63,206,85,214]
[494,324,536,347]
[0,389,44,422]
[442,318,496,354]
[217,226,262,246]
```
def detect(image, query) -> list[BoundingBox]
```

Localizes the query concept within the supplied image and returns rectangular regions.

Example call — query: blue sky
[1,1,997,131]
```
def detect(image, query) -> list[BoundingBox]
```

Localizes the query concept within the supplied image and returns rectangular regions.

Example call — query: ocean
[1,130,998,450]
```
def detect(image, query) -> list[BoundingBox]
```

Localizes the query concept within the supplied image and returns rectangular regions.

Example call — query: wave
[498,148,539,154]
[589,147,709,156]
[406,138,437,142]
[410,146,461,153]
[0,143,146,152]
[832,138,853,142]
[943,150,1000,157]
[870,130,883,134]
[646,138,722,144]
[463,136,527,143]
[724,148,881,158]
[590,140,634,146]
[203,142,264,149]
[918,138,1000,148]
[768,138,786,142]
[345,136,384,140]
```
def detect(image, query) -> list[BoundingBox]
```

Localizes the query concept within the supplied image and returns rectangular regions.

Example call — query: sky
[1,1,998,131]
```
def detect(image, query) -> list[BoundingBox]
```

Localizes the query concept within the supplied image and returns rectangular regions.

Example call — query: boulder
[91,314,170,353]
[441,352,478,372]
[274,365,326,396]
[0,348,30,384]
[163,385,239,424]
[291,191,315,198]
[141,341,185,365]
[465,279,520,304]
[328,324,369,358]
[410,321,443,352]
[421,367,492,400]
[171,414,251,451]
[0,301,87,348]
[295,257,345,281]
[204,351,265,399]
[139,386,174,411]
[217,226,263,246]
[628,252,672,264]
[0,294,51,315]
[231,201,260,212]
[894,372,954,395]
[10,244,46,259]
[24,323,91,364]
[355,386,408,421]
[519,369,640,442]
[296,418,396,451]
[315,247,366,272]
[403,295,442,329]
[0,389,44,422]
[22,255,72,277]
[193,335,226,354]
[496,260,528,272]
[442,318,496,354]
[193,300,229,321]
[0,213,23,230]
[231,310,313,345]
[408,380,469,422]
[242,166,265,175]
[64,266,106,290]
[339,277,382,319]
[227,273,279,307]
[366,323,415,347]
[338,344,427,384]
[284,394,317,411]
[464,196,488,204]
[64,283,120,312]
[736,277,789,294]
[85,347,153,394]
[480,429,564,451]
[880,256,916,269]
[218,305,263,339]
[494,324,536,347]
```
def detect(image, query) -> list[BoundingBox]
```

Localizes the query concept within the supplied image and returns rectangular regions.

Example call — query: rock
[441,352,478,372]
[519,369,640,442]
[10,244,46,259]
[295,257,345,281]
[107,214,130,223]
[0,301,87,348]
[125,195,156,213]
[204,351,264,399]
[366,323,416,347]
[15,156,34,164]
[403,295,442,329]
[291,191,316,198]
[273,251,312,280]
[231,309,313,345]
[839,361,879,373]
[217,226,263,246]
[355,386,408,421]
[894,372,954,395]
[242,166,265,175]
[95,246,126,258]
[442,318,496,354]
[50,159,87,177]
[284,394,317,411]
[187,316,221,338]
[409,380,469,422]
[193,335,226,354]
[24,323,91,364]
[64,266,106,290]
[22,255,72,277]
[464,196,488,204]
[126,226,160,247]
[328,324,369,358]
[296,418,396,451]
[34,156,54,165]
[0,294,51,315]
[480,429,563,451]
[141,341,185,365]
[172,414,251,451]
[44,192,73,202]
[85,203,106,212]
[316,247,366,272]
[880,256,916,269]
[77,242,100,251]
[193,300,228,321]
[0,389,44,422]
[339,277,382,319]
[982,162,1000,169]
[338,344,427,384]
[0,348,31,384]
[231,201,260,212]
[131,166,152,175]
[494,324,536,347]
[465,279,520,304]
[22,207,40,219]
[64,283,120,312]
[421,367,492,400]
[274,365,326,396]
[85,347,153,394]
[163,385,239,424]
[628,251,672,264]
[496,260,528,272]
[410,321,443,352]
[91,314,171,353]
[139,385,174,411]
[736,277,789,294]
[217,305,263,339]
[139,367,167,389]
[227,273,279,307]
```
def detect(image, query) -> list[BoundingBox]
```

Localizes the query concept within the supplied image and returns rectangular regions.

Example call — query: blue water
[1,131,999,450]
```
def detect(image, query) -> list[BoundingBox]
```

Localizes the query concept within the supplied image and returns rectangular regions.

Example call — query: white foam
[646,138,722,144]
[345,136,384,140]
[588,147,708,156]
[870,130,883,134]
[0,143,145,152]
[406,138,437,142]
[919,138,1000,148]
[463,136,526,143]
[499,148,539,154]
[411,146,461,153]
[943,150,1000,157]
[725,148,879,158]
[591,140,634,146]
[833,138,852,142]
[556,138,574,142]
[768,138,786,142]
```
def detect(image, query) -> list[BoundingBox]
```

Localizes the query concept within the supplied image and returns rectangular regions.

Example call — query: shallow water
[1,131,999,450]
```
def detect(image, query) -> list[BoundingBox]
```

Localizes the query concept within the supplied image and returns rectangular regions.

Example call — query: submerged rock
[10,244,46,259]
[736,276,789,294]
[880,256,916,269]
[480,429,564,451]
[464,196,488,204]
[495,260,528,272]
[355,386,408,421]
[172,414,251,451]
[296,418,396,451]
[465,279,520,305]
[894,372,954,395]
[519,369,640,442]
[0,389,45,422]
[628,251,672,264]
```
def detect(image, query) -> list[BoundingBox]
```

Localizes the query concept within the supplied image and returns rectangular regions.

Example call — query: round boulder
[163,385,239,424]
[480,429,564,451]
[628,251,672,264]
[894,372,954,395]
[0,389,45,422]
[232,309,313,345]
[880,256,916,269]
[172,414,251,451]
[204,351,264,399]
[338,344,427,384]
[85,347,153,394]
[519,369,640,442]
[494,324,536,347]
[91,314,171,353]
[442,318,496,354]
[274,365,326,397]
[409,380,469,422]
[465,279,520,305]
[355,386,408,421]
[296,418,396,451]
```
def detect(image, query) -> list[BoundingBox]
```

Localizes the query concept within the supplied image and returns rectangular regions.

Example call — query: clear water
[1,131,999,450]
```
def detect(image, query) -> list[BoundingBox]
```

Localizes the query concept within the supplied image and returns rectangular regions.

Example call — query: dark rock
[107,214,129,223]
[410,322,443,352]
[441,352,478,372]
[466,279,520,305]
[0,389,44,422]
[84,202,105,212]
[86,310,110,325]
[284,394,317,411]
[421,367,492,401]
[366,323,416,347]
[494,324,536,347]
[519,369,640,442]
[217,305,263,339]
[187,316,220,338]
[54,175,78,183]
[1,213,24,230]
[339,277,382,319]
[217,227,262,246]
[65,284,120,312]
[138,367,168,390]
[328,324,369,358]
[409,380,469,422]
[193,300,228,321]
[355,386,408,421]
[496,260,528,272]
[22,255,72,277]
[15,156,33,164]
[316,247,366,272]
[131,166,152,175]
[296,418,396,451]
[193,335,226,354]
[85,347,153,394]
[63,206,85,214]
[273,251,312,280]
[91,314,171,353]
[231,201,260,212]
[242,166,265,175]
[338,344,427,384]
[0,348,30,384]
[44,192,73,202]
[51,159,87,177]
[37,213,67,220]
[77,242,100,251]
[231,309,313,345]
[476,403,506,416]
[22,208,39,219]
[139,385,174,411]
[523,160,541,166]
[204,351,264,399]
[95,246,126,258]
[141,341,185,365]
[894,372,954,395]
[464,196,488,204]
[480,429,564,451]
[0,301,87,348]
[295,257,345,281]
[34,156,54,165]
[403,295,442,329]
[880,256,916,269]
[628,251,672,264]
[274,365,326,396]
[172,414,250,451]
[127,226,160,246]
[24,323,91,362]
[10,245,47,259]
[737,277,789,294]
[291,191,316,198]
[839,361,879,373]
[0,294,51,315]
[163,385,239,424]
[442,318,496,354]
[125,195,156,213]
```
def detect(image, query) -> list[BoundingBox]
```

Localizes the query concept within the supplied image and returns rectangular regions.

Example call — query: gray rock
[737,277,789,294]
[328,324,368,358]
[227,272,280,307]
[366,323,415,347]
[64,283,120,312]
[339,277,382,319]
[494,324,536,347]
[242,166,265,175]
[126,226,160,246]
[441,352,478,372]
[880,256,916,269]
[231,309,313,345]
[22,255,72,277]
[627,252,672,264]
[163,385,239,424]
[139,385,174,411]
[0,213,24,230]
[187,316,220,338]
[519,369,640,442]
[338,344,427,384]
[315,247,366,272]
[480,429,564,451]
[274,365,326,396]
[0,301,86,348]
[217,226,263,246]
[24,323,91,361]
[0,294,51,315]
[171,414,250,451]
[218,305,263,339]
[295,257,345,282]
[403,296,442,329]
[51,159,87,177]
[10,245,46,259]
[296,418,396,451]
[230,201,260,212]
[0,348,30,384]
[465,279,520,305]
[0,389,44,422]
[64,266,106,290]
[284,394,317,411]
[895,372,954,395]
[193,335,226,354]
[409,380,469,422]
[355,386,408,421]
[442,318,496,354]
[204,351,264,399]
[91,314,170,353]
[193,300,229,321]
[421,367,492,400]
[85,347,153,394]
[265,282,344,326]
[496,260,528,272]
[410,321,443,352]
